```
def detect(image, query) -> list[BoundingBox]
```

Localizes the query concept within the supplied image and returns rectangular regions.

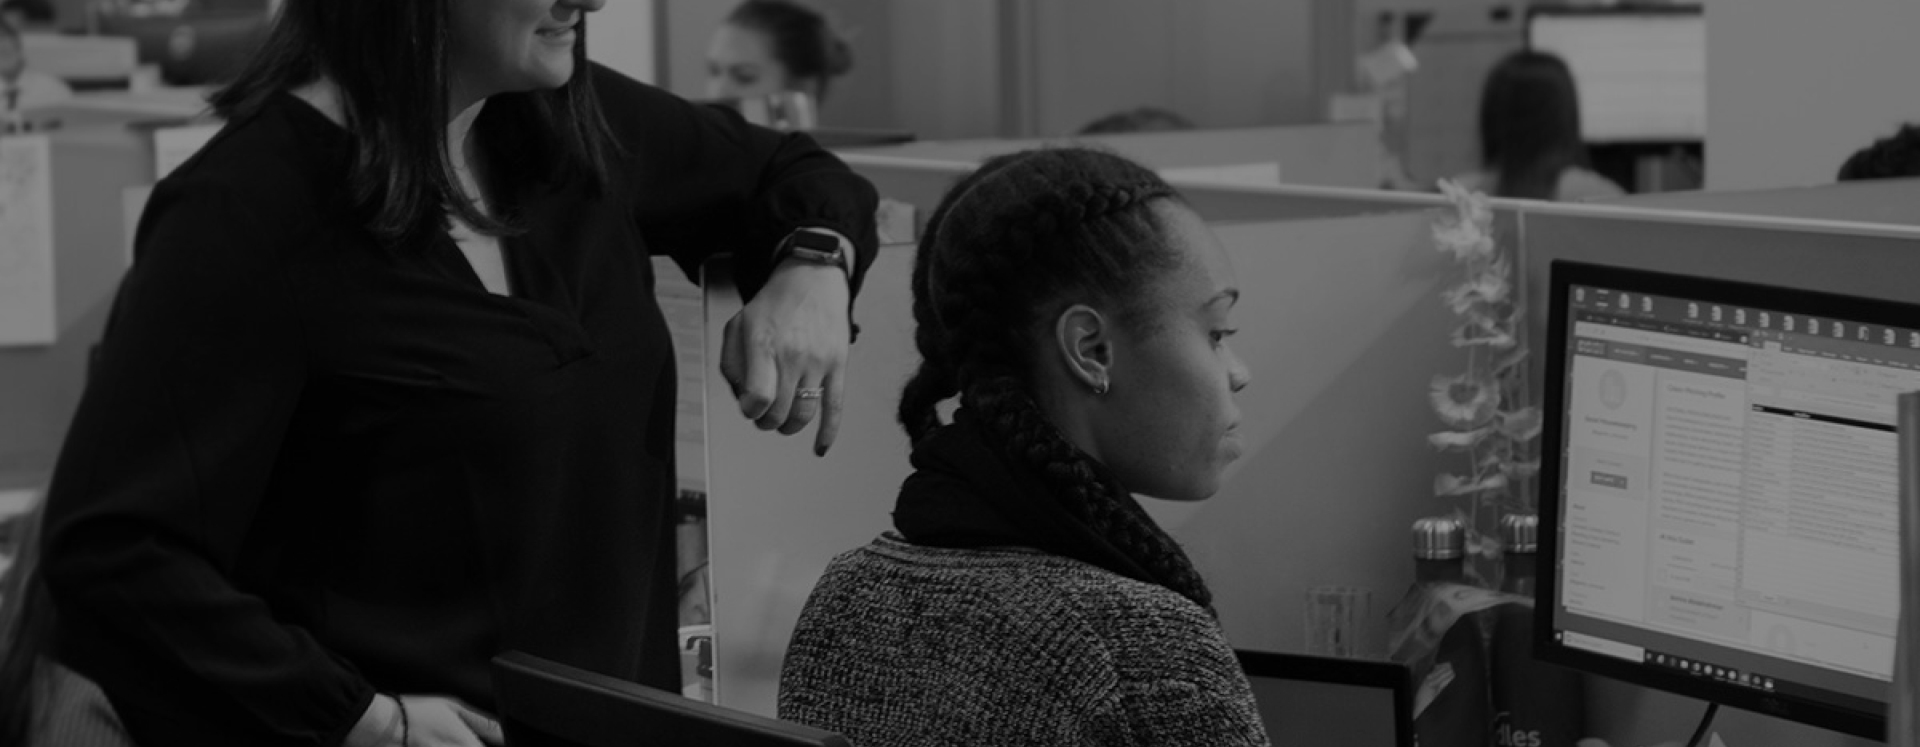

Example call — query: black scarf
[892,408,1208,609]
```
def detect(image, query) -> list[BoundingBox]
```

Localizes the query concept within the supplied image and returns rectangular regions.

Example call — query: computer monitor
[1536,261,1920,740]
[490,651,851,747]
[1235,649,1414,747]
[1526,5,1705,143]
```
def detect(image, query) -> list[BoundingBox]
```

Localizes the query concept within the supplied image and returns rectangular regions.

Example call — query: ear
[1050,304,1113,395]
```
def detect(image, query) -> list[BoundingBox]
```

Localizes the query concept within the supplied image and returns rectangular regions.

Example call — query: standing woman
[39,1,878,746]
[1457,50,1623,201]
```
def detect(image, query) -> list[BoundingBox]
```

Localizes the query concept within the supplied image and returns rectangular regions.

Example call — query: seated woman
[779,147,1268,746]
[1454,50,1623,201]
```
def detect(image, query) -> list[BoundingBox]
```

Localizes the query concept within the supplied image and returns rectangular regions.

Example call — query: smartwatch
[774,228,853,279]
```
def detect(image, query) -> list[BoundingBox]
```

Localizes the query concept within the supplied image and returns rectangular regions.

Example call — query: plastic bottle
[1395,516,1492,747]
[1490,513,1585,747]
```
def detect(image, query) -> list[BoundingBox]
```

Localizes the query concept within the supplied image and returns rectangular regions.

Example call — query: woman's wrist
[344,692,402,747]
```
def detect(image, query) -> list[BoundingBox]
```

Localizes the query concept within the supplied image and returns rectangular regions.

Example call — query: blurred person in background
[0,19,72,115]
[706,0,850,107]
[1078,106,1195,136]
[1454,50,1622,201]
[1837,123,1920,181]
[0,0,53,30]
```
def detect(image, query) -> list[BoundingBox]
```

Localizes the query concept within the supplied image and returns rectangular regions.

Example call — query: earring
[1092,379,1110,396]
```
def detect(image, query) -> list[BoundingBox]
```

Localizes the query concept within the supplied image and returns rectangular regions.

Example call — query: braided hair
[897,147,1213,609]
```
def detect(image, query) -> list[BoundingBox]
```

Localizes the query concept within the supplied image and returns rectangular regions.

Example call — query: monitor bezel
[491,651,853,747]
[1534,260,1901,741]
[1234,649,1416,747]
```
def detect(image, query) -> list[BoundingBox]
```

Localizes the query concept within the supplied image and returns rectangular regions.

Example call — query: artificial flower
[1493,347,1529,375]
[1449,313,1517,349]
[1431,217,1496,262]
[1434,473,1508,497]
[1428,427,1491,451]
[1430,373,1498,428]
[1440,268,1511,315]
[1501,459,1541,480]
[1497,407,1543,441]
[1438,179,1494,227]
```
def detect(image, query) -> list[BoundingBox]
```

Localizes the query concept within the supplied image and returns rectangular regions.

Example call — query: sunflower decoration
[1427,181,1539,586]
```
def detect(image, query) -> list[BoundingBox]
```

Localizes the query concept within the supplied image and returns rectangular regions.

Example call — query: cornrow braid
[965,375,1213,609]
[895,146,1213,609]
[896,155,1021,443]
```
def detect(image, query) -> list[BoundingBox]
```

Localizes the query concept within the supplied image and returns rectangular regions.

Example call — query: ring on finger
[795,387,823,401]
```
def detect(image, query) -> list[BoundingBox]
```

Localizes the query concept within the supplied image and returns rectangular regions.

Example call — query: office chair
[1235,648,1416,747]
[491,651,852,747]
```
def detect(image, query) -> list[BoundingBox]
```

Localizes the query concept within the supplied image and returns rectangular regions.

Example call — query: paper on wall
[152,123,222,180]
[0,134,57,347]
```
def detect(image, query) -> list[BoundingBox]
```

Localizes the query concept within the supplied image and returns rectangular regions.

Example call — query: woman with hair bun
[706,0,852,105]
[779,147,1269,746]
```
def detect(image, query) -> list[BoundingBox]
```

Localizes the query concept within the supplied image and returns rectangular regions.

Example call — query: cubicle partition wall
[840,123,1385,187]
[835,119,1413,228]
[701,195,1508,715]
[842,152,1444,232]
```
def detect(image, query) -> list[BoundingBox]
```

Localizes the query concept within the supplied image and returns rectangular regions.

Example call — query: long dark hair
[897,147,1211,609]
[0,498,52,745]
[1478,50,1586,200]
[208,0,617,250]
[725,0,851,101]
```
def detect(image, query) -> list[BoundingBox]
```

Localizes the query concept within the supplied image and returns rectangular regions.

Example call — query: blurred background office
[12,0,1920,193]
[0,16,72,116]
[8,1,1920,746]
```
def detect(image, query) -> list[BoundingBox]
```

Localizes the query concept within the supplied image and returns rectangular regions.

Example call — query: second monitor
[1536,260,1920,740]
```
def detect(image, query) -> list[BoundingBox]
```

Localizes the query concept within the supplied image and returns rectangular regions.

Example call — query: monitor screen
[1527,7,1705,143]
[1537,261,1920,740]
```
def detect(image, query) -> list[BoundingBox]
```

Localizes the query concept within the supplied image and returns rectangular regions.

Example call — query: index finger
[456,703,506,746]
[813,367,845,456]
[733,322,779,421]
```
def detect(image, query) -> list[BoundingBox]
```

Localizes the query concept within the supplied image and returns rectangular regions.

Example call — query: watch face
[789,231,841,254]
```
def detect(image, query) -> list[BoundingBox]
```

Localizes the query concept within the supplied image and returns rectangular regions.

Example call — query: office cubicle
[835,120,1419,229]
[700,187,1493,715]
[701,166,1920,747]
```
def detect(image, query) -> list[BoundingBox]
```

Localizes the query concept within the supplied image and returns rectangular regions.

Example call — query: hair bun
[822,34,853,78]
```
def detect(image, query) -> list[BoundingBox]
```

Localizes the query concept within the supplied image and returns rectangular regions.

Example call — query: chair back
[491,651,852,747]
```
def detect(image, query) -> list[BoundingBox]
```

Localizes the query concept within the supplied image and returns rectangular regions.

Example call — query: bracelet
[389,693,410,747]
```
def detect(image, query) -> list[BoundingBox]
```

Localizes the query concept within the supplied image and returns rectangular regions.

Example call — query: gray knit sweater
[778,533,1271,746]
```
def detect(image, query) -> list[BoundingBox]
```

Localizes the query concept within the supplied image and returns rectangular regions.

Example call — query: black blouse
[40,65,877,747]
